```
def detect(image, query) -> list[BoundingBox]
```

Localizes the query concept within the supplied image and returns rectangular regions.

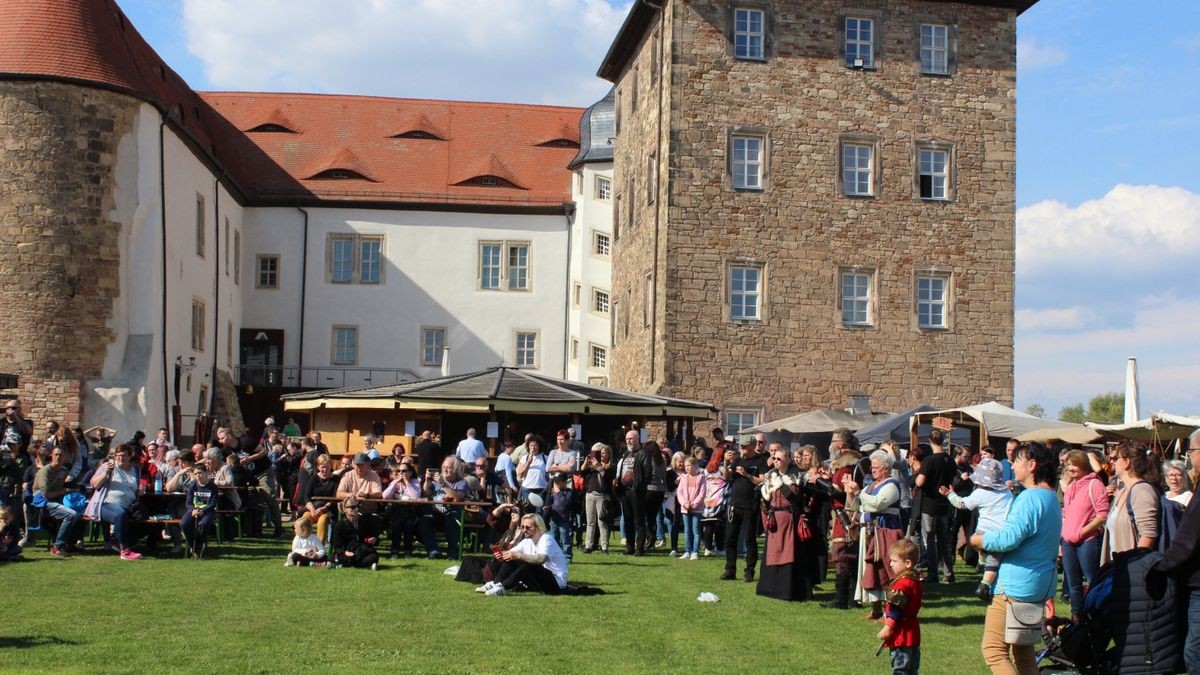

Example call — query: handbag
[762,509,778,533]
[84,471,111,521]
[795,514,812,541]
[1004,597,1045,645]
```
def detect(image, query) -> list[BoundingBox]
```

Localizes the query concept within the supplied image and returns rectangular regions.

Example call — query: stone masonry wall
[611,0,1017,430]
[0,82,137,426]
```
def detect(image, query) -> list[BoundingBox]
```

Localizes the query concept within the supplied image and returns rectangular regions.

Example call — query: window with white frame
[731,134,763,190]
[729,265,762,321]
[840,270,874,326]
[332,326,358,365]
[256,255,279,289]
[191,299,205,351]
[515,331,538,368]
[421,327,446,366]
[916,274,950,329]
[593,288,610,315]
[328,234,383,284]
[724,409,759,436]
[842,143,874,196]
[593,231,611,257]
[918,146,949,200]
[570,338,579,362]
[596,175,612,200]
[733,8,766,60]
[647,153,657,204]
[195,194,205,258]
[844,17,875,68]
[590,344,607,369]
[920,24,950,75]
[508,244,528,290]
[643,271,653,328]
[479,241,532,291]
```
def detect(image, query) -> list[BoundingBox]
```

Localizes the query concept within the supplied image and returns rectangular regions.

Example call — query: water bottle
[155,474,163,494]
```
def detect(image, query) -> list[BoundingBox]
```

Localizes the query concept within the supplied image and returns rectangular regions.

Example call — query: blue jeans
[1186,588,1200,673]
[44,501,80,549]
[681,513,701,555]
[891,646,920,675]
[1061,536,1101,618]
[100,502,131,550]
[549,519,572,559]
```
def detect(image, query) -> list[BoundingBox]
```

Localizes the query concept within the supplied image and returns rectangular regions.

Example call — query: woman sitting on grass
[332,497,379,570]
[478,513,568,596]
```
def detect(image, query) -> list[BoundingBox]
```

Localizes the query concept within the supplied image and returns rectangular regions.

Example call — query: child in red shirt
[879,539,922,674]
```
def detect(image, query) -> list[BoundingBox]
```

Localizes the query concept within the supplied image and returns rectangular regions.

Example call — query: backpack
[1126,481,1183,553]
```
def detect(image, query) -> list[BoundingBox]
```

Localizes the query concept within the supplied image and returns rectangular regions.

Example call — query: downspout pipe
[211,171,226,414]
[561,203,576,379]
[296,206,310,372]
[158,116,170,436]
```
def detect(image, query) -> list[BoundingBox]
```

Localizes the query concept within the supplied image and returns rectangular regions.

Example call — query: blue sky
[117,0,1200,419]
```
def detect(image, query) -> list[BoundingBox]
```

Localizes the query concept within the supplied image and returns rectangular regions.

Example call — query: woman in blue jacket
[970,441,1061,675]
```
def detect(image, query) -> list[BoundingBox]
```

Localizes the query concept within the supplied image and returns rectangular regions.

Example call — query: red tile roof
[0,0,582,211]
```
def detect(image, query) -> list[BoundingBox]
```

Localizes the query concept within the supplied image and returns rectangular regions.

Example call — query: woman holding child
[970,441,1061,675]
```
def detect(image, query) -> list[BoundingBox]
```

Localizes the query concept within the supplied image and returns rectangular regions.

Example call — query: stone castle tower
[598,0,1033,431]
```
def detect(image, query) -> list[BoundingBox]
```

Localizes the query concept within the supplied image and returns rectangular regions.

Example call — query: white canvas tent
[1086,413,1200,443]
[744,408,891,434]
[910,401,1082,448]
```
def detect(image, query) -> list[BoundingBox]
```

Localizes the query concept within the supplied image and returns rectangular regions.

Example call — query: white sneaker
[284,553,294,567]
[370,563,378,571]
[485,583,507,596]
[703,549,714,557]
[669,550,678,557]
[655,540,665,548]
[475,581,496,593]
[17,536,29,548]
[690,552,700,560]
[620,537,627,545]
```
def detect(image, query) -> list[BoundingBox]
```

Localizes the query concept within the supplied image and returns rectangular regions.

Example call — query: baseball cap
[353,452,370,465]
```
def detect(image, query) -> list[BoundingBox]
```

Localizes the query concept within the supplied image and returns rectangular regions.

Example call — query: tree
[1024,403,1045,419]
[1087,392,1125,424]
[1059,404,1085,424]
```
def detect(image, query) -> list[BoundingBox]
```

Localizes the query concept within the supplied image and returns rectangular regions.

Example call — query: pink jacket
[676,472,705,513]
[1062,472,1110,544]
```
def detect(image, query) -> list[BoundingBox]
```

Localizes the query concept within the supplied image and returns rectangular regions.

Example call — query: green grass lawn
[4,534,1005,674]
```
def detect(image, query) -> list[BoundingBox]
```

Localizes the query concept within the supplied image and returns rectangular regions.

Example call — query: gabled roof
[282,366,717,418]
[0,0,583,212]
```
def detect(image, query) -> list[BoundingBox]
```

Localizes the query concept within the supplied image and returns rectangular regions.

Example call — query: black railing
[234,365,420,390]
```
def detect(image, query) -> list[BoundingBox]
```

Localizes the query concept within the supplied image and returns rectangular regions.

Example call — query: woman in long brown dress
[756,444,820,601]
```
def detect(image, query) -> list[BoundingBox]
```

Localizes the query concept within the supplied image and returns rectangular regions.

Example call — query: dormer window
[248,123,295,133]
[457,175,520,188]
[537,138,580,148]
[392,130,444,140]
[309,168,371,181]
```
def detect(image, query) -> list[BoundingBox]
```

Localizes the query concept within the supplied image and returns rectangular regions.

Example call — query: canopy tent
[1015,425,1104,445]
[744,408,891,435]
[910,401,1082,448]
[856,405,970,446]
[282,366,718,418]
[281,367,717,455]
[1085,413,1200,443]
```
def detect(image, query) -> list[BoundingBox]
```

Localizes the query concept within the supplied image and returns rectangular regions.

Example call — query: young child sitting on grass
[0,505,23,561]
[286,518,327,567]
[878,539,922,675]
[938,457,1014,603]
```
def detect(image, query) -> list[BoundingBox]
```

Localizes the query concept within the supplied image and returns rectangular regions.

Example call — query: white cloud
[181,0,632,106]
[1015,306,1092,332]
[1016,184,1200,274]
[1017,38,1067,70]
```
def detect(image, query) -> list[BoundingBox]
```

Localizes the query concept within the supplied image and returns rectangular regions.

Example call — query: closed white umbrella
[1124,357,1140,425]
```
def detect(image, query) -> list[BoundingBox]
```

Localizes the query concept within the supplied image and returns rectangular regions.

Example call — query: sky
[116,0,1200,419]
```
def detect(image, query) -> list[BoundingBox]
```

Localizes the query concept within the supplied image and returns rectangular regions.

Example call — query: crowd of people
[8,395,1200,672]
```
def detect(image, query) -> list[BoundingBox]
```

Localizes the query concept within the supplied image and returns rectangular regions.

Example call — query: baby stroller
[1037,547,1181,674]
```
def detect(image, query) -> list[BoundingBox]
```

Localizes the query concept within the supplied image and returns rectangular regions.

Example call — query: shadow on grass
[921,615,985,627]
[0,635,81,649]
